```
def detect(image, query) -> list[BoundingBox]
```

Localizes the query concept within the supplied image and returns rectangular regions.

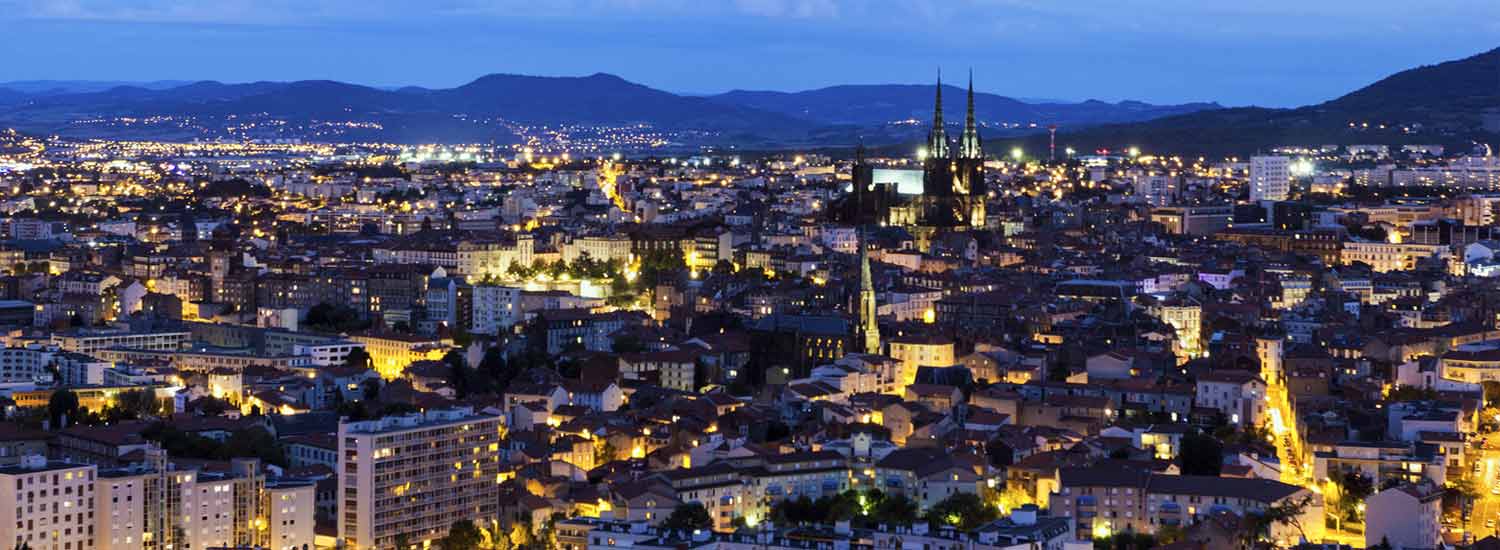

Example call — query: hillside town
[2,83,1500,550]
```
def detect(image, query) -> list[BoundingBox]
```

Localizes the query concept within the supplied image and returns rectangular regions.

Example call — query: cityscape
[0,3,1499,550]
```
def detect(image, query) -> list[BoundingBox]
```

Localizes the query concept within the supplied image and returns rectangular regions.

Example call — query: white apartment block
[293,341,365,367]
[1131,172,1178,206]
[0,458,97,550]
[93,453,317,550]
[266,481,317,550]
[338,408,504,550]
[51,330,192,355]
[472,285,523,336]
[457,235,535,278]
[1249,155,1291,202]
[0,345,58,383]
[562,235,632,264]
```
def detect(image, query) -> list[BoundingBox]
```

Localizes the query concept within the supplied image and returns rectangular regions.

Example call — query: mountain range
[1023,47,1500,156]
[1,46,1496,153]
[0,74,1217,147]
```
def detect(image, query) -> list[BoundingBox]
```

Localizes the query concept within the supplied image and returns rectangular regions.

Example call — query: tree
[1178,431,1224,476]
[1093,533,1157,550]
[361,379,381,402]
[1243,494,1313,548]
[869,492,918,527]
[612,334,646,354]
[594,440,620,465]
[661,502,713,532]
[345,347,374,370]
[442,520,484,550]
[306,302,367,333]
[924,493,998,531]
[1331,470,1374,526]
[47,389,80,429]
[113,389,163,419]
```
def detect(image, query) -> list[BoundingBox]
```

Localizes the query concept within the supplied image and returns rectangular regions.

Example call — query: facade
[1049,466,1321,545]
[0,345,57,384]
[1193,370,1266,426]
[0,459,96,550]
[1249,155,1291,202]
[840,75,986,231]
[1341,241,1447,272]
[472,284,523,336]
[349,333,451,380]
[887,335,956,389]
[338,408,504,550]
[51,329,192,355]
[1364,483,1441,550]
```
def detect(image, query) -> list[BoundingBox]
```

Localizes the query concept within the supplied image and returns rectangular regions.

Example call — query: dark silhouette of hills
[0,72,1224,144]
[708,84,1219,127]
[1027,47,1500,155]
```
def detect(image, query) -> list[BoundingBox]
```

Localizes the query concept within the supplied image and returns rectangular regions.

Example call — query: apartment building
[349,332,451,380]
[51,329,192,355]
[1049,465,1321,545]
[1193,370,1266,427]
[0,458,96,550]
[471,284,523,336]
[338,408,504,550]
[94,452,317,550]
[0,345,58,383]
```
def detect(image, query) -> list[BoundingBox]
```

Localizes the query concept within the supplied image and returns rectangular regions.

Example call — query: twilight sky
[1,0,1497,107]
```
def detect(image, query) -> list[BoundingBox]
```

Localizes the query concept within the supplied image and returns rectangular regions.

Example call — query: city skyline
[1,0,1497,106]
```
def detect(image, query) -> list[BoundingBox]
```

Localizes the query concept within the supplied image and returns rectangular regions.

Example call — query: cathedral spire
[926,70,950,159]
[856,225,880,355]
[960,69,982,159]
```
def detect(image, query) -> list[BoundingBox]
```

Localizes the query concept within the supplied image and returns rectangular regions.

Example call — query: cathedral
[841,73,987,232]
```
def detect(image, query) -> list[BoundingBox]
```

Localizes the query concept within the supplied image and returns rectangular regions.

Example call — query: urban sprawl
[2,81,1500,550]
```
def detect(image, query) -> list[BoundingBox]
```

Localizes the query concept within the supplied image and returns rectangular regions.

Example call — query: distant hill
[0,72,1227,146]
[0,80,193,95]
[708,84,1220,127]
[1026,47,1500,156]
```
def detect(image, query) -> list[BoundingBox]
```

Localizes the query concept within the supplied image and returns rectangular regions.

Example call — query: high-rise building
[1250,155,1291,202]
[1130,171,1178,206]
[339,408,504,550]
[471,284,523,336]
[0,449,313,550]
[0,458,96,550]
[94,450,315,550]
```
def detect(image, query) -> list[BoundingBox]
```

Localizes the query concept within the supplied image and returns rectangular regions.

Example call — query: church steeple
[926,71,950,159]
[856,226,880,355]
[959,70,982,159]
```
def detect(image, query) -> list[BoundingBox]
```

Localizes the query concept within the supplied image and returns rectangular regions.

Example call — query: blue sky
[1,0,1497,106]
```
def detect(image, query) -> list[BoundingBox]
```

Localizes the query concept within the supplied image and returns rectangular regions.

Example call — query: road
[1467,444,1500,543]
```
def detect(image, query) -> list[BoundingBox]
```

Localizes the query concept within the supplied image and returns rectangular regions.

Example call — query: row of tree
[46,388,166,429]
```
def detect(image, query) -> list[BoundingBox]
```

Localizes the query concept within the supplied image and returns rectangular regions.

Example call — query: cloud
[1,0,863,25]
[731,0,840,19]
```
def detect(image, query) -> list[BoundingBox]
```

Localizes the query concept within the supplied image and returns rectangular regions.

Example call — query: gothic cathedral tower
[956,71,986,228]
